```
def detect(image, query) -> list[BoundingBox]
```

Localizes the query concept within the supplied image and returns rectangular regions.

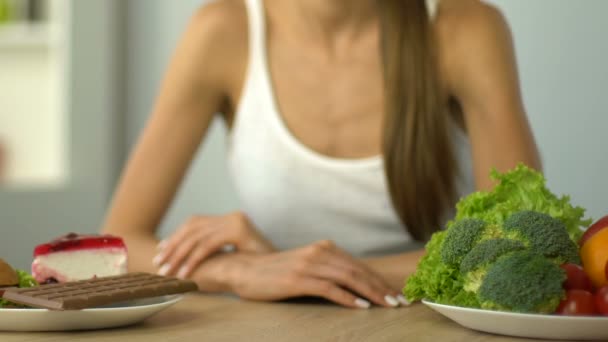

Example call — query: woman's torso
[222,0,473,256]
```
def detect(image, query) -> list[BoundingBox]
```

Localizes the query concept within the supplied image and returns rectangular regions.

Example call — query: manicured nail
[397,295,411,306]
[384,295,399,307]
[177,266,188,279]
[152,253,164,267]
[157,264,170,276]
[157,240,167,250]
[354,298,371,309]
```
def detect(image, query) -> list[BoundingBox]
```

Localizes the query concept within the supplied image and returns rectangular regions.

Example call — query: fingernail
[177,266,188,279]
[354,298,370,309]
[384,295,399,307]
[157,263,170,276]
[157,240,167,250]
[152,254,164,267]
[397,295,411,306]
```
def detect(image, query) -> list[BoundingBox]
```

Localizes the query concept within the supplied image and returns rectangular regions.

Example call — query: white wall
[488,0,608,221]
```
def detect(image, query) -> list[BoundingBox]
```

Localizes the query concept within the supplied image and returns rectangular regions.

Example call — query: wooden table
[1,294,557,341]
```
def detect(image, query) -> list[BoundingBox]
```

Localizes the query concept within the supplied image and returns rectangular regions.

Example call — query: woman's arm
[438,0,541,189]
[101,3,242,272]
[363,1,541,288]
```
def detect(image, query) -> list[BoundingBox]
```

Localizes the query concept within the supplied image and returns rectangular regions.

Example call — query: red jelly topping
[33,233,126,256]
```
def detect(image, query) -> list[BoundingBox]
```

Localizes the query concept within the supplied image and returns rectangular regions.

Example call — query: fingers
[154,217,201,268]
[295,278,371,309]
[176,234,231,278]
[327,250,401,300]
[155,216,215,276]
[299,241,401,308]
[154,215,244,277]
[307,264,395,308]
[154,213,274,278]
[159,230,211,276]
[227,245,405,309]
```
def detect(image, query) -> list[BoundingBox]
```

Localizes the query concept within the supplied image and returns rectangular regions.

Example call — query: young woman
[102,0,540,309]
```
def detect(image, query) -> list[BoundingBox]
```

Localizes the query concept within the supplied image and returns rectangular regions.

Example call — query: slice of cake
[32,233,128,284]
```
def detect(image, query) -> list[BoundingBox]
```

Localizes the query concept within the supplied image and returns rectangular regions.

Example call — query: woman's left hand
[153,211,275,278]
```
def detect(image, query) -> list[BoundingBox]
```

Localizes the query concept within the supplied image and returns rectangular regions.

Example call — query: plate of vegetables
[404,165,608,340]
[422,299,608,340]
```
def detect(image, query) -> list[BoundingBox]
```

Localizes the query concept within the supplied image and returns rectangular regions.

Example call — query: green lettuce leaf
[0,270,38,308]
[15,270,37,288]
[403,230,480,307]
[403,164,590,306]
[453,164,590,242]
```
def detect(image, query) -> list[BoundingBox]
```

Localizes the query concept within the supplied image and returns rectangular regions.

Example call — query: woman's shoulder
[189,0,248,49]
[434,0,514,80]
[184,0,248,96]
[435,0,507,38]
[179,0,248,72]
[434,0,511,51]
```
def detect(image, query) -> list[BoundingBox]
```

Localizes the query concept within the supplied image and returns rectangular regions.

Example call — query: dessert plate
[0,295,182,331]
[423,300,608,340]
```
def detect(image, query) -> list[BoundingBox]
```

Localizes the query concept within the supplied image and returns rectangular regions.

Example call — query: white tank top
[226,0,474,257]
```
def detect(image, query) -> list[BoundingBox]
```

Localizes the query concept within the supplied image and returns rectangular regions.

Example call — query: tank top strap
[426,0,441,20]
[244,0,266,72]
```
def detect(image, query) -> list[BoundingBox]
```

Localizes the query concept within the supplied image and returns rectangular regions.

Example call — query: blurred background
[0,0,606,269]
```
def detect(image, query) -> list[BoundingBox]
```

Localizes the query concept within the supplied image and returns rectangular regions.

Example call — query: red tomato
[595,286,608,316]
[556,290,597,315]
[560,263,593,291]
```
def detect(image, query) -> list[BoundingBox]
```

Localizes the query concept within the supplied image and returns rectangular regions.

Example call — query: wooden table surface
[1,294,558,342]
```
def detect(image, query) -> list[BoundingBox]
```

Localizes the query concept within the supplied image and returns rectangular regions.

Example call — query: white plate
[0,295,182,332]
[423,300,608,340]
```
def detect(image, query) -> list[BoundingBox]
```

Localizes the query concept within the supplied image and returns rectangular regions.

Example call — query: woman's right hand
[216,240,405,309]
[154,211,275,278]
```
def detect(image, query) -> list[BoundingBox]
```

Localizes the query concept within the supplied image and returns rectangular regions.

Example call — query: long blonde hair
[379,0,458,241]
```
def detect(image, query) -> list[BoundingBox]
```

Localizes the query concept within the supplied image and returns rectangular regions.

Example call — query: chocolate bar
[1,272,198,310]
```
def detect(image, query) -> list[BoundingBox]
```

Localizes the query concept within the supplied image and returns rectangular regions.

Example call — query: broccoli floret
[441,218,488,266]
[503,210,580,264]
[404,231,481,308]
[478,251,565,313]
[460,239,526,292]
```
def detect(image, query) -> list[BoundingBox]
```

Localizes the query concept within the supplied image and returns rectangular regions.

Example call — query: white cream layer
[32,248,127,283]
